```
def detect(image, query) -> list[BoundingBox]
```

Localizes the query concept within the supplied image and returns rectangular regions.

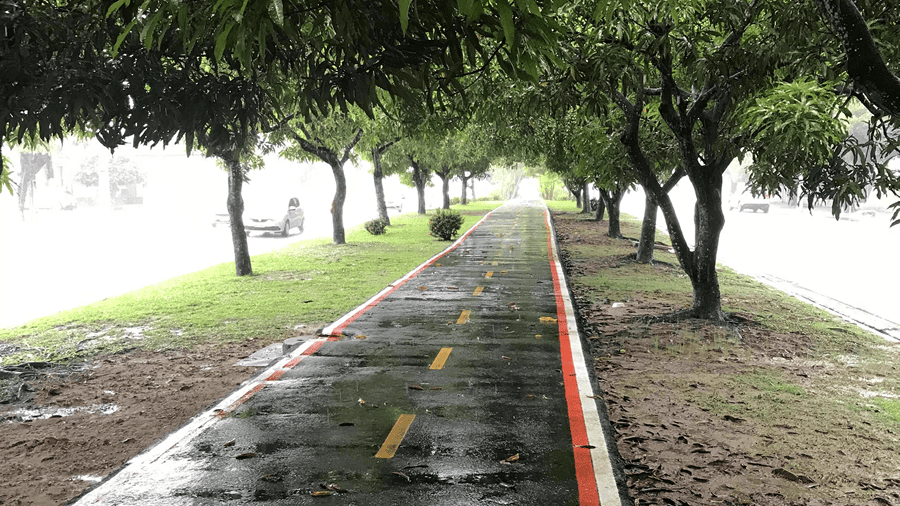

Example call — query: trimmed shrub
[428,209,464,241]
[450,196,461,205]
[364,217,388,235]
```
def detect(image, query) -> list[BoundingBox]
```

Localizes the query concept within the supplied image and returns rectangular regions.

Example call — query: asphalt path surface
[70,200,629,506]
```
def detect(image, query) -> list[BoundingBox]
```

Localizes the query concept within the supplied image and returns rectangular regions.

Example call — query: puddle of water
[5,403,121,423]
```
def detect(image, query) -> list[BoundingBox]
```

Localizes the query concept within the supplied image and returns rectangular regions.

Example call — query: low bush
[364,217,388,235]
[428,209,464,240]
[450,197,461,205]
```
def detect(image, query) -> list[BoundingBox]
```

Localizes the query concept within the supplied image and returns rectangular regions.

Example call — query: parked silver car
[213,197,305,236]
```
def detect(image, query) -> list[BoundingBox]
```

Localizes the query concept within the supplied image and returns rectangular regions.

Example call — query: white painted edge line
[544,203,623,506]
[321,205,504,336]
[74,337,328,505]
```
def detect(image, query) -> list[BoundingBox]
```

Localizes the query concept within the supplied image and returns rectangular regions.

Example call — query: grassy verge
[549,203,900,504]
[0,202,503,365]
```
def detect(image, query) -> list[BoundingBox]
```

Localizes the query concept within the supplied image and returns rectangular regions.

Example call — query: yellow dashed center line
[457,310,471,324]
[374,414,416,458]
[430,348,453,370]
[473,286,484,296]
[485,271,494,278]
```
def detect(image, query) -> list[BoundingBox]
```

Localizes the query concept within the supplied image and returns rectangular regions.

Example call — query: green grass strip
[0,203,503,364]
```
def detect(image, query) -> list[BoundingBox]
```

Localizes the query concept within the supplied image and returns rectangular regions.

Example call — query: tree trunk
[330,159,347,245]
[438,166,451,209]
[469,180,476,201]
[460,174,469,205]
[599,188,624,238]
[225,153,252,276]
[687,171,726,319]
[580,181,592,214]
[636,192,658,263]
[372,148,390,225]
[17,152,51,218]
[572,187,582,208]
[616,88,726,319]
[410,158,427,214]
[594,195,606,221]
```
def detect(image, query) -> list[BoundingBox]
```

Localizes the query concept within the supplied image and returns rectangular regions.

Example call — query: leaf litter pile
[553,211,900,506]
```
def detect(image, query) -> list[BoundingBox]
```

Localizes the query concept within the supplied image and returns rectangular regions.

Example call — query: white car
[213,197,305,236]
[728,194,770,213]
[385,196,405,212]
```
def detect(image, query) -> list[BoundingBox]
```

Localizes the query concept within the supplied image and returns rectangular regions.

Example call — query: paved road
[70,200,629,506]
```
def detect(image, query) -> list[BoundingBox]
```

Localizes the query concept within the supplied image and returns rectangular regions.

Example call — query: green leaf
[112,20,137,56]
[268,0,284,26]
[140,10,164,49]
[399,0,412,34]
[458,0,477,20]
[497,0,514,47]
[215,22,235,61]
[106,0,129,18]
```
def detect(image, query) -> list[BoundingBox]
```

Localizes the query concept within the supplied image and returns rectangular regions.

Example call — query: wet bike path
[72,200,630,506]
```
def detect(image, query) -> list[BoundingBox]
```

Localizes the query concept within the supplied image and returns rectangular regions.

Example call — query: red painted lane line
[545,210,601,505]
[325,208,499,337]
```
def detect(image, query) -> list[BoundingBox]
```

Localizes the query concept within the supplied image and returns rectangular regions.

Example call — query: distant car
[213,197,304,236]
[385,196,405,212]
[729,194,770,213]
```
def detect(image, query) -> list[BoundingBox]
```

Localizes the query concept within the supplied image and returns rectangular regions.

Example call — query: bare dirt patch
[0,337,297,506]
[554,211,900,506]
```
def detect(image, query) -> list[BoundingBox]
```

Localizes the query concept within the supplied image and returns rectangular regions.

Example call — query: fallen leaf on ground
[310,490,333,497]
[408,385,424,390]
[235,452,256,460]
[223,439,236,447]
[358,398,365,405]
[502,453,520,463]
[393,471,411,482]
[502,356,511,360]
[773,468,815,484]
[322,483,348,493]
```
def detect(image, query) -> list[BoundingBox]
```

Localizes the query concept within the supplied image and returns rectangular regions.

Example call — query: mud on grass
[553,211,900,506]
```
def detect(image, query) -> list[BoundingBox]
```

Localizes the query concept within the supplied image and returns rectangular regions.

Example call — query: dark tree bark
[409,155,427,214]
[372,140,397,225]
[291,127,362,245]
[635,191,658,263]
[435,164,452,209]
[329,159,348,244]
[814,0,900,116]
[580,181,592,214]
[593,187,606,221]
[566,179,583,208]
[598,187,625,239]
[372,149,390,225]
[17,152,52,217]
[616,82,729,320]
[460,171,471,205]
[636,169,684,263]
[224,152,252,276]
